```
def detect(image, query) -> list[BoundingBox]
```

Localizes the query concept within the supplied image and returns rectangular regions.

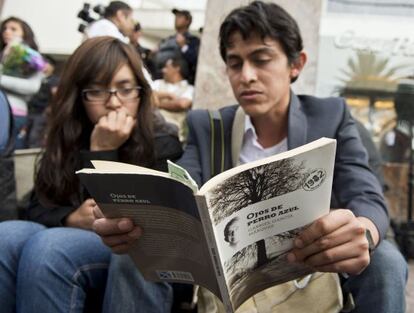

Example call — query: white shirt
[85,19,129,44]
[152,79,194,100]
[152,79,194,141]
[239,115,288,164]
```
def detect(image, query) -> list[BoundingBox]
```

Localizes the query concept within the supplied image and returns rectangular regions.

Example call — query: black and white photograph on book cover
[205,152,332,308]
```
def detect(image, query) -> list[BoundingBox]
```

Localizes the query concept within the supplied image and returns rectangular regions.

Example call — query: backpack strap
[208,110,225,178]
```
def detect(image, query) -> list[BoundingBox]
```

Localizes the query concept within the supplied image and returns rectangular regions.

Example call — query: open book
[77,137,336,312]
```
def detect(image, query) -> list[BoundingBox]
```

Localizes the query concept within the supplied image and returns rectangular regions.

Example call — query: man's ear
[290,51,307,80]
[113,10,124,24]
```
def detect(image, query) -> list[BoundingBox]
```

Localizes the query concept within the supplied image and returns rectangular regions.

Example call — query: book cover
[77,137,337,312]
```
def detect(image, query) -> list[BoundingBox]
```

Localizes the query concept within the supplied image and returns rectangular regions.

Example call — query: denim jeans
[0,220,111,313]
[341,239,408,313]
[103,254,173,313]
[0,221,45,312]
[12,115,28,149]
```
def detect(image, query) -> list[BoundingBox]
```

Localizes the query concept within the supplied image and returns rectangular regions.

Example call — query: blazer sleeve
[332,101,389,240]
[177,110,206,187]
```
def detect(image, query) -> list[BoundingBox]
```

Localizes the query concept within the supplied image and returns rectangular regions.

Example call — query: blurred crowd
[0,1,200,151]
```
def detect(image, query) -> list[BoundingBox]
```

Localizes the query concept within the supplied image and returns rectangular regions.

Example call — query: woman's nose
[105,93,122,109]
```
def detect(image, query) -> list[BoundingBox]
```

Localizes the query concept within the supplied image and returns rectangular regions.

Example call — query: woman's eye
[119,87,134,95]
[89,90,106,96]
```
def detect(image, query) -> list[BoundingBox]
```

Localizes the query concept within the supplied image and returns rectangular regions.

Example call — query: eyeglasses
[81,86,142,103]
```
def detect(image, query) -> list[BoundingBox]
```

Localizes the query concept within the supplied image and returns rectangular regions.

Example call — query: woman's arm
[0,71,43,96]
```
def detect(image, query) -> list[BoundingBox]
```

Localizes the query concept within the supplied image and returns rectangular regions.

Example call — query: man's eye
[228,62,242,70]
[254,59,270,65]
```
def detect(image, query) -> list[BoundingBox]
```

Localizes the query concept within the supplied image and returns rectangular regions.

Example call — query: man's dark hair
[133,22,141,32]
[167,57,190,81]
[104,1,132,18]
[219,1,303,66]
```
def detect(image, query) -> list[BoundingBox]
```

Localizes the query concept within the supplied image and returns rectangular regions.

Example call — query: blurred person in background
[154,8,200,84]
[85,1,134,44]
[26,55,59,148]
[129,21,156,78]
[153,56,194,142]
[0,17,44,149]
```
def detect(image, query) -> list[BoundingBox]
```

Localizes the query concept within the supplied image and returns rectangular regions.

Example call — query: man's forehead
[225,32,280,56]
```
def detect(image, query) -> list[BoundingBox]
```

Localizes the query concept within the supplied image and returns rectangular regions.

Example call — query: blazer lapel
[231,106,245,167]
[288,92,307,149]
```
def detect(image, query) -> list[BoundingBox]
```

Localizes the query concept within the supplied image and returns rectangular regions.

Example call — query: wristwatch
[365,229,375,255]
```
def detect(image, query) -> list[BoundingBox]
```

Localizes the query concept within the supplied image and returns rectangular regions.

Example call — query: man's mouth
[240,90,262,100]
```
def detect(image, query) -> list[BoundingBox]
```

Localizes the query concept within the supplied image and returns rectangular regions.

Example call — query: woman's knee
[21,227,111,270]
[0,220,45,255]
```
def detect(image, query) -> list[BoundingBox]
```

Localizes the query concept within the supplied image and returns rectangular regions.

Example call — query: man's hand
[175,33,186,48]
[90,111,135,151]
[92,206,142,254]
[64,198,96,230]
[287,209,376,275]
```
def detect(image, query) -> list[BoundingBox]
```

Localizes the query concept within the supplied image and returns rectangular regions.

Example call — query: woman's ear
[290,51,307,80]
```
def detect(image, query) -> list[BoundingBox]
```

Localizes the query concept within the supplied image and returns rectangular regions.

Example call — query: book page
[199,137,335,195]
[202,138,336,310]
[78,171,222,298]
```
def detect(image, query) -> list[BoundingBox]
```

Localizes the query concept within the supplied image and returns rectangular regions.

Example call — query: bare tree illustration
[209,158,306,267]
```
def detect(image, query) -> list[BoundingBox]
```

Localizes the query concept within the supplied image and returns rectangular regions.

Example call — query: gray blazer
[178,92,389,239]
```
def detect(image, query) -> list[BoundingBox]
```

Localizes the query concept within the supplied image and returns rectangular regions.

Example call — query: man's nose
[240,62,257,84]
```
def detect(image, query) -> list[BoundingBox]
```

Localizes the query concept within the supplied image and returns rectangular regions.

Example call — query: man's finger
[92,205,104,219]
[313,254,370,275]
[291,220,360,261]
[302,238,368,268]
[101,227,141,247]
[92,217,135,236]
[295,209,354,248]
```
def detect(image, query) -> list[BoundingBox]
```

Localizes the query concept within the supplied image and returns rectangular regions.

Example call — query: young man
[93,2,407,312]
[85,1,134,43]
[153,56,194,142]
[154,9,200,84]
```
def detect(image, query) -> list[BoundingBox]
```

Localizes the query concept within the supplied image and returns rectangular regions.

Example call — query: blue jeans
[341,239,408,313]
[13,115,28,149]
[0,220,111,313]
[103,254,173,313]
[0,221,45,312]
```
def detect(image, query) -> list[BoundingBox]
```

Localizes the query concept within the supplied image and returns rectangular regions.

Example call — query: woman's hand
[64,198,96,230]
[90,110,135,151]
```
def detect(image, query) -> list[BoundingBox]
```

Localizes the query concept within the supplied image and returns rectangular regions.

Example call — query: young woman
[0,17,44,148]
[0,36,181,313]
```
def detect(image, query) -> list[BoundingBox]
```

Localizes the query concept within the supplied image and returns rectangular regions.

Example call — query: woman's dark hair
[219,1,303,81]
[36,36,154,206]
[0,16,38,51]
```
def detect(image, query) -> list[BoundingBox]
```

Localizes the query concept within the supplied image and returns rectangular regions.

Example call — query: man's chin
[240,103,266,118]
